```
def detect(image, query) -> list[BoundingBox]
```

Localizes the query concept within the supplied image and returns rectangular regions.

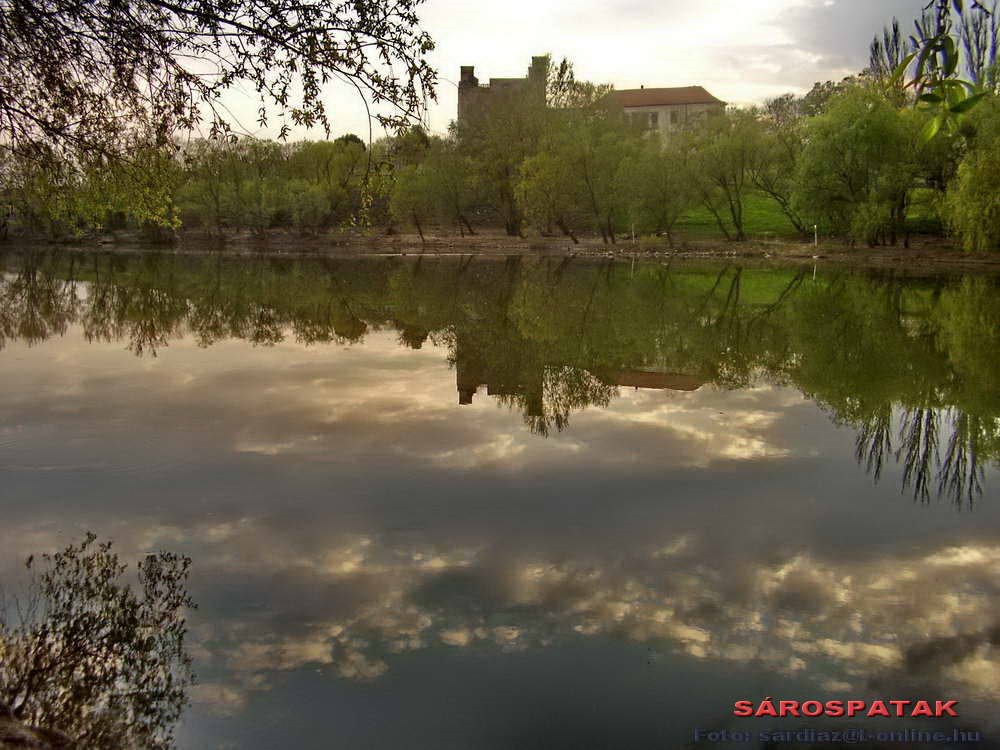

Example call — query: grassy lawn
[671,189,946,242]
[674,191,803,241]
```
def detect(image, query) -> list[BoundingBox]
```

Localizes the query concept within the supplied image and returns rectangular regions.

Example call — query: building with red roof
[611,86,727,136]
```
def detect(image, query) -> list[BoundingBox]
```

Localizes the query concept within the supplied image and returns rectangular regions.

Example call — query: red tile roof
[612,86,725,108]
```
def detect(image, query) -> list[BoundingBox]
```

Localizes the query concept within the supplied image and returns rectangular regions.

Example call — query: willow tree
[792,87,925,246]
[945,97,1000,250]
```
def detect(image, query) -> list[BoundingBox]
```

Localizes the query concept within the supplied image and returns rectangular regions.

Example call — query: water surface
[1,250,999,748]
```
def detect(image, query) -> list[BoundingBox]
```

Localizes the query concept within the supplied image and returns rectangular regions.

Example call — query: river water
[1,250,998,748]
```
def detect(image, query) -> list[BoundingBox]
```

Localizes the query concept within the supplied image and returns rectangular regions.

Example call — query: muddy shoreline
[6,229,1000,271]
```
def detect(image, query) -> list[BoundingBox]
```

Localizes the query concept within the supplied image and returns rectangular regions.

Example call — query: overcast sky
[223,0,925,141]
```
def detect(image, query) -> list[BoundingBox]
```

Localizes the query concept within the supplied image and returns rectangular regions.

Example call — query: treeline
[2,7,1000,250]
[2,134,376,239]
[382,70,1000,250]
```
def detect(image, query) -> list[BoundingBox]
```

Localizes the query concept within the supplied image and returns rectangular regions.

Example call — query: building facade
[611,86,726,136]
[456,58,726,135]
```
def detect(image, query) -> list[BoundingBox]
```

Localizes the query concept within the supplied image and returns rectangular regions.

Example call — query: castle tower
[456,57,548,124]
[528,56,549,106]
[457,65,479,123]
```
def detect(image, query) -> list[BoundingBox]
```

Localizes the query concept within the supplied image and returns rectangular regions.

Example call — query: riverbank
[6,228,1000,271]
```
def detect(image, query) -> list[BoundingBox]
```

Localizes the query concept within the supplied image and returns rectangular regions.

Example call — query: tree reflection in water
[853,406,987,506]
[0,534,194,749]
[0,249,997,505]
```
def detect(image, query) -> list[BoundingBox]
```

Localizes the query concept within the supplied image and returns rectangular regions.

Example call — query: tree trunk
[703,197,733,241]
[556,218,579,244]
[727,195,745,241]
[412,212,425,243]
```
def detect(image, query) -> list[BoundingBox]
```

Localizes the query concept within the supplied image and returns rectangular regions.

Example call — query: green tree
[799,77,861,116]
[232,140,287,235]
[5,145,182,238]
[284,179,330,233]
[422,138,478,235]
[567,114,639,244]
[388,137,476,239]
[944,115,1000,249]
[617,137,695,246]
[515,69,631,244]
[518,148,588,243]
[748,98,810,236]
[792,87,924,245]
[176,140,235,232]
[390,164,434,241]
[686,109,760,241]
[286,139,368,224]
[545,56,614,109]
[455,92,547,236]
[384,126,431,169]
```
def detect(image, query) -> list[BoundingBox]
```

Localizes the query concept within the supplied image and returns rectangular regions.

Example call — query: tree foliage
[792,87,926,245]
[685,110,760,241]
[617,137,696,246]
[389,137,476,238]
[173,137,368,234]
[0,0,436,164]
[4,29,1000,253]
[747,97,810,236]
[2,146,183,238]
[945,98,1000,249]
[513,74,639,244]
[453,87,548,237]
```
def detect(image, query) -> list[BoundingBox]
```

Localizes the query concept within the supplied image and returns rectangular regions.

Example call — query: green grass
[671,188,946,242]
[674,191,803,241]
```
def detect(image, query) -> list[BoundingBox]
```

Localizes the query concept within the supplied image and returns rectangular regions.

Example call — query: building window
[670,110,680,125]
[648,112,659,129]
